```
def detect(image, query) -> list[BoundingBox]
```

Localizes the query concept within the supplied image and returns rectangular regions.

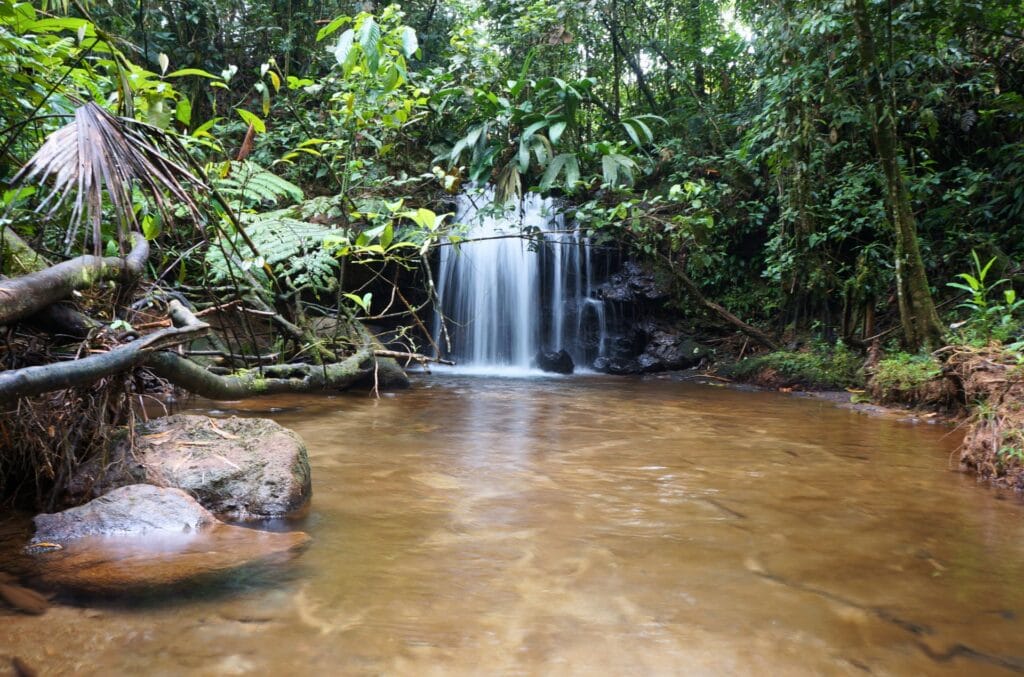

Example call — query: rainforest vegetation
[1,0,1023,502]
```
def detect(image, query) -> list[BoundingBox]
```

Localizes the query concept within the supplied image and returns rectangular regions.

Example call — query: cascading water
[432,189,609,370]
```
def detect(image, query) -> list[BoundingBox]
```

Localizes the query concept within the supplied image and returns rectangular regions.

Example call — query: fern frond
[209,161,304,209]
[205,208,348,297]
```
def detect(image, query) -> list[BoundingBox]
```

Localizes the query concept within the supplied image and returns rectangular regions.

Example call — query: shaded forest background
[1,0,1023,501]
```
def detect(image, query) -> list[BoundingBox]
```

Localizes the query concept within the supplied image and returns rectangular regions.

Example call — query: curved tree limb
[0,232,149,326]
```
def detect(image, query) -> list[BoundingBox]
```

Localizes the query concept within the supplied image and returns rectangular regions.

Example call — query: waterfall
[433,189,609,371]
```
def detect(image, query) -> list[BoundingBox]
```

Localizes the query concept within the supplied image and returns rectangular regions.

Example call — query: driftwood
[0,298,408,402]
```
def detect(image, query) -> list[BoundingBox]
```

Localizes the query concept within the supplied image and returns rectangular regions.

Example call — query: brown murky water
[3,373,1024,675]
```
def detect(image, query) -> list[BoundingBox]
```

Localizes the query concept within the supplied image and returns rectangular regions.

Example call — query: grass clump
[728,340,865,390]
[867,351,958,409]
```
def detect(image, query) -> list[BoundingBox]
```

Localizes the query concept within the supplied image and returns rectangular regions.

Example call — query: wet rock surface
[34,485,215,541]
[595,320,712,374]
[598,261,668,304]
[29,524,310,595]
[26,485,309,594]
[68,414,312,519]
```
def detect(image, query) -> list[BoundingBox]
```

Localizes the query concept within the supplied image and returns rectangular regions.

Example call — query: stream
[3,373,1024,675]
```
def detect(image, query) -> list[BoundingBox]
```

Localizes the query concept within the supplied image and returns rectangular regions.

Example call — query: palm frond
[10,102,206,254]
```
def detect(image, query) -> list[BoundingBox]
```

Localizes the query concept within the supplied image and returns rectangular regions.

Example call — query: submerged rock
[68,415,312,520]
[535,349,575,374]
[27,484,310,594]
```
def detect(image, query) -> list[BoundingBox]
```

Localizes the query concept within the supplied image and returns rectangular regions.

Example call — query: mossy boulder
[68,415,312,520]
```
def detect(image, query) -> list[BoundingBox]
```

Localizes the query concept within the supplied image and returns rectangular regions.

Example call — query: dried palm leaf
[9,102,206,254]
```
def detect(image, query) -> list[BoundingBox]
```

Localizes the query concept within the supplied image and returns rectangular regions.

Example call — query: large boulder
[535,349,575,374]
[28,485,309,594]
[68,415,311,519]
[639,331,712,372]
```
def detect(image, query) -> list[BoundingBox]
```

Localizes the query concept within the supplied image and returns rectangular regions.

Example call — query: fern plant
[205,208,347,296]
[209,160,304,209]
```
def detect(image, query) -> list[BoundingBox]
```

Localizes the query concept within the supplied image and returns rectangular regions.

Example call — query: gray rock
[28,485,310,594]
[640,332,711,372]
[68,415,312,520]
[34,485,215,542]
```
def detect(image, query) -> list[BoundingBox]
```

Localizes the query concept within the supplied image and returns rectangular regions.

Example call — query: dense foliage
[2,0,1022,350]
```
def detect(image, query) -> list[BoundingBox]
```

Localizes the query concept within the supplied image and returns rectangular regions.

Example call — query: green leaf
[175,97,191,126]
[549,120,567,144]
[192,117,220,138]
[317,15,351,42]
[602,155,618,185]
[166,68,221,79]
[400,26,419,58]
[141,213,160,240]
[235,108,265,133]
[343,292,372,312]
[332,28,355,66]
[358,17,381,74]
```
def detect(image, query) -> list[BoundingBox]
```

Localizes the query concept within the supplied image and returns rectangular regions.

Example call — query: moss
[726,341,865,389]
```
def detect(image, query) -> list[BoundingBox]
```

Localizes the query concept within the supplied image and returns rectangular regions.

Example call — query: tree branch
[0,232,149,326]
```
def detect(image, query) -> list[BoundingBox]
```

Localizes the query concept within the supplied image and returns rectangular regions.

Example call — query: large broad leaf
[358,17,381,74]
[541,153,580,191]
[317,15,351,42]
[332,29,355,67]
[235,108,265,133]
[548,120,567,144]
[400,26,419,58]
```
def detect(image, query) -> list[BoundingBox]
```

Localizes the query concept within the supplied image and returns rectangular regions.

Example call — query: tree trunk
[850,0,944,350]
[665,258,781,351]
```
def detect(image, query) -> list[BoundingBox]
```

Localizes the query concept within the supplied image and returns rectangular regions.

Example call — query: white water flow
[433,190,609,370]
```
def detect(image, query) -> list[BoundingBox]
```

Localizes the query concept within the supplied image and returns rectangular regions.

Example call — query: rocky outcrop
[27,484,310,594]
[595,319,712,374]
[535,349,575,374]
[68,415,312,520]
[599,261,669,304]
